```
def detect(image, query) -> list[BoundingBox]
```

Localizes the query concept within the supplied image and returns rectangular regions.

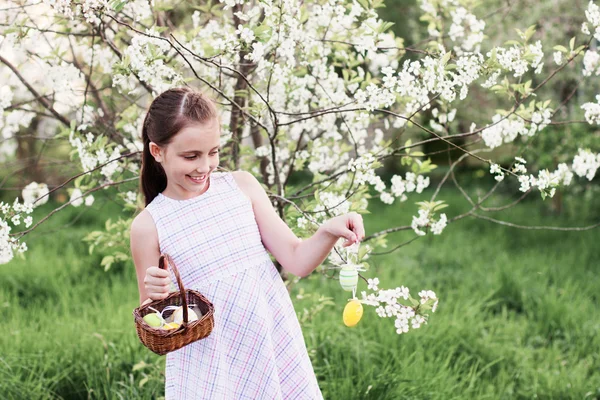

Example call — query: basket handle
[158,253,190,326]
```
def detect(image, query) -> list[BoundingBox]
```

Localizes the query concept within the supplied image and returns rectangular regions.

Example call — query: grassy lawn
[1,186,599,399]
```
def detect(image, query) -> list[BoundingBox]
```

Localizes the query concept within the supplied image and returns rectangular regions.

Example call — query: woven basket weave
[132,254,215,355]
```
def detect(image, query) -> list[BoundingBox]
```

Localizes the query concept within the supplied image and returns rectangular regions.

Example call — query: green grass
[1,187,599,399]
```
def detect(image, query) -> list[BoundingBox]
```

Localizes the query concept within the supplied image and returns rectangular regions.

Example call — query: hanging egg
[343,299,364,327]
[339,264,358,292]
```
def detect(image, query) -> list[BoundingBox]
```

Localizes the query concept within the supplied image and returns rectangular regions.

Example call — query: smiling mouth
[187,175,207,183]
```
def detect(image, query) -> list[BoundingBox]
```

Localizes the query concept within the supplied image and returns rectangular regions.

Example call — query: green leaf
[109,0,127,12]
[440,51,452,66]
[357,0,369,10]
[379,21,395,34]
[433,203,448,212]
[358,245,370,261]
[553,45,568,53]
[569,36,575,51]
[524,24,537,41]
[504,40,521,47]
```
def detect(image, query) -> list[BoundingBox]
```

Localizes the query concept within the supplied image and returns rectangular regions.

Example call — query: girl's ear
[149,142,163,162]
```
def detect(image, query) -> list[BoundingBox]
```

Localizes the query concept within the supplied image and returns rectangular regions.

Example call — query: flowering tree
[2,0,600,334]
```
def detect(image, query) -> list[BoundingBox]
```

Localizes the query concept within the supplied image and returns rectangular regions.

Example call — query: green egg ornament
[339,264,358,291]
[142,312,163,328]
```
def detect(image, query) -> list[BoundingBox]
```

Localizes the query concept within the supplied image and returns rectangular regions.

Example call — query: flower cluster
[0,198,35,264]
[480,106,552,149]
[68,128,124,185]
[490,163,505,182]
[379,173,430,205]
[448,6,485,55]
[554,51,564,65]
[115,28,184,96]
[360,282,438,335]
[21,182,50,208]
[513,158,575,198]
[429,107,457,132]
[583,1,600,41]
[42,0,111,25]
[572,149,600,181]
[0,86,35,160]
[411,209,448,236]
[583,50,600,77]
[581,95,600,125]
[69,189,95,207]
[490,40,544,78]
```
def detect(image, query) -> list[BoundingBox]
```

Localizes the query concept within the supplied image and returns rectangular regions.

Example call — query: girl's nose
[196,157,210,173]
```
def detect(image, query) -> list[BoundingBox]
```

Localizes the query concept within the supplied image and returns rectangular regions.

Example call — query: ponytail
[140,119,167,206]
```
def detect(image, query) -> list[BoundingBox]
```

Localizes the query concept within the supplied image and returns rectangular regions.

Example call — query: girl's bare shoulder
[231,171,265,205]
[130,209,158,239]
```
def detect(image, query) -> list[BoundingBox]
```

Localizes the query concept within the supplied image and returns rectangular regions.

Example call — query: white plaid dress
[145,171,323,399]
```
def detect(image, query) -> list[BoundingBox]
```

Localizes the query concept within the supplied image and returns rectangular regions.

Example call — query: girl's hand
[144,266,171,301]
[321,212,365,247]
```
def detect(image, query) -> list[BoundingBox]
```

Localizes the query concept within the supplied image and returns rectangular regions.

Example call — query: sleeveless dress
[145,171,324,400]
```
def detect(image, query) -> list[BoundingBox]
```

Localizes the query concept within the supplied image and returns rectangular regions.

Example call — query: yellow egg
[161,322,181,330]
[343,299,364,327]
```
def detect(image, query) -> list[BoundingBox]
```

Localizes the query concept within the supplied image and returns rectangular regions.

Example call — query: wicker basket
[133,254,215,355]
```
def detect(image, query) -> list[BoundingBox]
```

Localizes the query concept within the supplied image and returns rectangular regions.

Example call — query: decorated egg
[339,264,358,291]
[161,322,181,330]
[343,299,364,327]
[173,306,200,324]
[142,312,164,328]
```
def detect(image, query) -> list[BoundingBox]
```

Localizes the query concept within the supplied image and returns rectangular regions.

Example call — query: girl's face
[150,119,221,200]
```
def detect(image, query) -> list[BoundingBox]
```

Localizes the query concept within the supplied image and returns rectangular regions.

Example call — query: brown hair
[140,87,219,206]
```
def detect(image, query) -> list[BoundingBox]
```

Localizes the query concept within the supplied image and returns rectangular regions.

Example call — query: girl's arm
[233,171,365,277]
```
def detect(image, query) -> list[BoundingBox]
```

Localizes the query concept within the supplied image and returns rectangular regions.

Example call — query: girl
[130,87,365,399]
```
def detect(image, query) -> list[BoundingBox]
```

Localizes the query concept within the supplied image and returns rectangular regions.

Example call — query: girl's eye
[184,150,218,160]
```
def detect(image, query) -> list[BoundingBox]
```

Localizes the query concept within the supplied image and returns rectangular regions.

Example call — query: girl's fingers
[351,214,365,241]
[145,285,170,294]
[145,276,170,286]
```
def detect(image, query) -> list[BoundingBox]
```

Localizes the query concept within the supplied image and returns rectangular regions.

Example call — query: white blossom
[367,277,379,291]
[572,149,600,180]
[430,213,447,235]
[583,50,600,76]
[581,95,600,124]
[22,182,50,208]
[518,174,531,192]
[585,0,600,41]
[582,22,591,35]
[380,192,394,204]
[553,51,563,65]
[70,189,84,207]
